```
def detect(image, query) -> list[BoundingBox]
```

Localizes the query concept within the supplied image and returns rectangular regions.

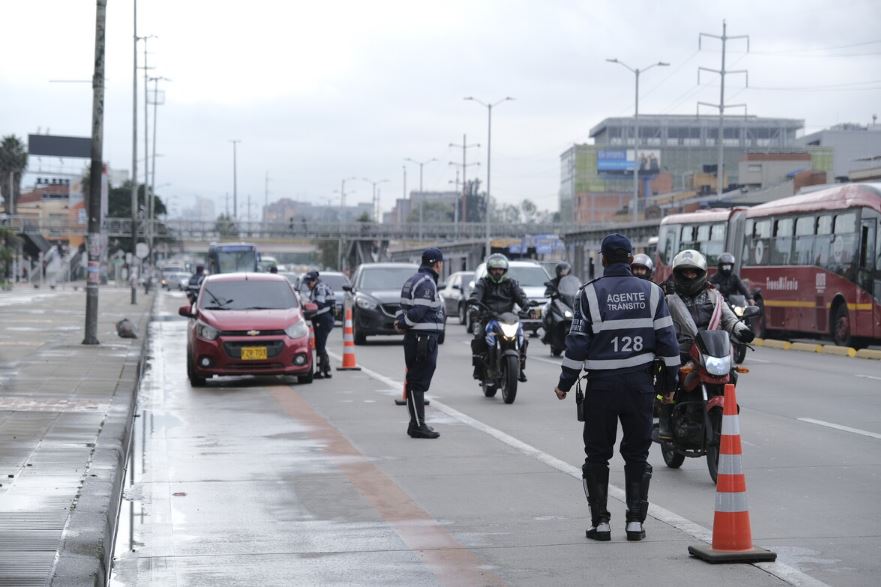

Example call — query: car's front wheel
[187,351,206,387]
[352,311,367,345]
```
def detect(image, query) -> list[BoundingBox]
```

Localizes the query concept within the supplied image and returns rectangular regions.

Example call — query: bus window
[813,214,834,266]
[771,218,794,264]
[658,225,678,265]
[830,212,858,275]
[697,224,711,242]
[703,222,727,265]
[794,216,815,265]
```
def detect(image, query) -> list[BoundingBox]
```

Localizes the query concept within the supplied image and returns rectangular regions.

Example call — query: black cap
[421,247,444,265]
[601,233,632,256]
[303,270,319,282]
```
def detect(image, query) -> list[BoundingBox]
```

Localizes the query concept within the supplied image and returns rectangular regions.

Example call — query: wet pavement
[105,290,881,586]
[0,283,154,585]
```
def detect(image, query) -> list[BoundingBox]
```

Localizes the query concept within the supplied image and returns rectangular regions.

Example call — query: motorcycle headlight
[499,322,519,339]
[285,321,309,339]
[704,355,731,376]
[195,320,219,341]
[734,306,744,317]
[564,309,574,319]
[356,295,378,310]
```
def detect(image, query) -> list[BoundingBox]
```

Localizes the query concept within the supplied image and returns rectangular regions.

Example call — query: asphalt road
[109,290,881,586]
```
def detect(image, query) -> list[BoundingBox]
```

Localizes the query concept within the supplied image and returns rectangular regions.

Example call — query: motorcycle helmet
[485,254,510,283]
[303,270,320,284]
[630,254,654,280]
[717,252,735,277]
[555,261,572,280]
[671,249,708,297]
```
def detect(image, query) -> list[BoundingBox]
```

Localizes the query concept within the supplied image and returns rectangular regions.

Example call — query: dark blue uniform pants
[313,313,334,372]
[583,369,654,471]
[403,331,438,426]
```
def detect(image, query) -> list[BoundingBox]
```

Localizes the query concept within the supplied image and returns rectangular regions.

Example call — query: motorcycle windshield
[498,311,519,325]
[696,330,731,358]
[728,294,746,307]
[557,275,580,308]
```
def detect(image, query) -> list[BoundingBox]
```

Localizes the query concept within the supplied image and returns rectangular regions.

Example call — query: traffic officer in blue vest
[303,271,335,379]
[395,248,445,439]
[554,234,680,542]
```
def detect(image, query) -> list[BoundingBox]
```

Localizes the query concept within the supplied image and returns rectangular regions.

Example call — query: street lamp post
[605,58,669,224]
[338,176,357,270]
[449,134,481,241]
[229,139,241,219]
[464,96,514,258]
[404,157,438,241]
[362,178,389,222]
[148,75,169,266]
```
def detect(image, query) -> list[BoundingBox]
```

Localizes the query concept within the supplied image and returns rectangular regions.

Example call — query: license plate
[530,308,542,319]
[241,346,267,360]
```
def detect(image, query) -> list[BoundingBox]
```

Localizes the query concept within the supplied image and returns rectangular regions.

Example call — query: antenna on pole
[698,19,750,198]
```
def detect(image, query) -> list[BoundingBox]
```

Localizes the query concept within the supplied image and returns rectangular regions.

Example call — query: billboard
[597,149,661,174]
[28,134,91,158]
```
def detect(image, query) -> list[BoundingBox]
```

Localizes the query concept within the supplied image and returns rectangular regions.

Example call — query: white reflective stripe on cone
[721,414,741,436]
[717,454,743,475]
[715,491,749,513]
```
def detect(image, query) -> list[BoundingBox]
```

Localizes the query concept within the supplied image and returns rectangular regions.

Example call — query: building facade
[795,123,881,181]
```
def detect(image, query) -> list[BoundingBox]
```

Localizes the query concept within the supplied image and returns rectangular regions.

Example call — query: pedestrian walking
[395,248,445,439]
[554,234,680,541]
[302,270,335,378]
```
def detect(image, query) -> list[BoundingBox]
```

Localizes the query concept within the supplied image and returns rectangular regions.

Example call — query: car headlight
[356,295,378,310]
[195,320,219,341]
[285,321,309,339]
[704,355,731,376]
[564,309,574,319]
[499,322,519,339]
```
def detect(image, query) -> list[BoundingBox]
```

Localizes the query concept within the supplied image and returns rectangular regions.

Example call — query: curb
[789,342,821,353]
[754,338,873,359]
[49,293,155,586]
[855,349,881,360]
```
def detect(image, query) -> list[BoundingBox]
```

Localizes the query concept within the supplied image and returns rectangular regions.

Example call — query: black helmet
[671,249,708,297]
[717,252,735,277]
[303,270,320,283]
[195,264,205,273]
[631,254,654,280]
[485,254,509,283]
[555,261,572,279]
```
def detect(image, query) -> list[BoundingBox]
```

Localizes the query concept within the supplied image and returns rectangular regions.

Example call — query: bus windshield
[209,244,258,274]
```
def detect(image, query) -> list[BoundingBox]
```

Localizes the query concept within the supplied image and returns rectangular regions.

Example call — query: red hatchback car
[179,273,314,386]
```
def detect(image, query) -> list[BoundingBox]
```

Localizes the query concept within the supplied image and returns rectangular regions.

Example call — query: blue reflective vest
[396,266,445,333]
[557,263,680,392]
[309,282,336,316]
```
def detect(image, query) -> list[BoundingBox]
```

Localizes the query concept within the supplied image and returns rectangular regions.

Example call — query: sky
[2,0,880,218]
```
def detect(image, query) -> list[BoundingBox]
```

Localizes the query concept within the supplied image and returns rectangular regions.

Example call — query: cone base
[336,366,362,371]
[688,544,777,564]
[394,399,430,406]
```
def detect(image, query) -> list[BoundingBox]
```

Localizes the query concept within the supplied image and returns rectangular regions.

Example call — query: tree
[407,201,454,223]
[104,179,171,254]
[520,199,538,224]
[0,223,19,283]
[215,213,239,238]
[492,203,521,224]
[0,135,28,214]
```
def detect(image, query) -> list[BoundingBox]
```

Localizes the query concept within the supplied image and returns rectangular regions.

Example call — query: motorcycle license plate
[530,308,542,319]
[241,346,267,360]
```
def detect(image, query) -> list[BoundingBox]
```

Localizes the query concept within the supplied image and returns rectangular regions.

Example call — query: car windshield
[506,266,551,287]
[358,267,416,291]
[320,274,351,290]
[199,280,298,310]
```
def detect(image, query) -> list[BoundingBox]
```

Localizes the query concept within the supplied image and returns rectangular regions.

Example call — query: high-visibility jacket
[309,282,336,316]
[396,266,445,333]
[557,263,680,392]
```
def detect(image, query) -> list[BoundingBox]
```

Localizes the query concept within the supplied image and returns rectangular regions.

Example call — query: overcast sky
[2,0,880,218]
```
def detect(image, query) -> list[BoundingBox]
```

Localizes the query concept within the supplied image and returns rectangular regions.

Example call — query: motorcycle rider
[469,254,531,382]
[302,271,335,379]
[709,252,755,305]
[630,254,654,281]
[542,261,574,344]
[186,264,206,302]
[659,249,755,439]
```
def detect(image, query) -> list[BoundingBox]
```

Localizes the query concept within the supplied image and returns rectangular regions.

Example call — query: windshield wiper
[240,306,283,310]
[202,288,233,308]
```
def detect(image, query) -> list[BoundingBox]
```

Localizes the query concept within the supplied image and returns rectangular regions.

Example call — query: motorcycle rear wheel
[661,441,684,468]
[707,407,723,484]
[501,355,519,404]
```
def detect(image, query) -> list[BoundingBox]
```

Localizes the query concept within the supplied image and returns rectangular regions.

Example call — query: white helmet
[671,249,708,296]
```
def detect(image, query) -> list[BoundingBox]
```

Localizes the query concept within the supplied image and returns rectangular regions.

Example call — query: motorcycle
[541,275,580,357]
[654,305,761,483]
[470,300,538,404]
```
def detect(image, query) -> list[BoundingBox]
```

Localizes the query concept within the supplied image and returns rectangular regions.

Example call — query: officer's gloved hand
[735,327,755,344]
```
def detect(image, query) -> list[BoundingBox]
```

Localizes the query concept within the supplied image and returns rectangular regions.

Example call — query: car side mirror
[304,302,318,313]
[178,304,194,318]
[544,280,553,288]
[743,305,762,318]
[342,285,353,292]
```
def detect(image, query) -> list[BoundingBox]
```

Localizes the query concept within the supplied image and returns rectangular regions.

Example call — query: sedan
[439,271,474,324]
[179,273,314,386]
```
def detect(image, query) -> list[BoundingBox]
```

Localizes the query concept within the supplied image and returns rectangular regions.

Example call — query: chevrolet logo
[247,330,260,336]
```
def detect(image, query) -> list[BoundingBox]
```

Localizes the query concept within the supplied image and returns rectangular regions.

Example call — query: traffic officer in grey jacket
[554,234,680,542]
[303,271,335,378]
[395,248,445,439]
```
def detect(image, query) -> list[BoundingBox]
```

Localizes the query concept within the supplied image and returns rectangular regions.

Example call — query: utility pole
[130,0,138,305]
[84,0,107,345]
[699,19,749,198]
[404,158,438,241]
[449,134,480,240]
[230,139,241,219]
[264,170,270,231]
[148,75,168,266]
[142,35,153,271]
[401,165,407,222]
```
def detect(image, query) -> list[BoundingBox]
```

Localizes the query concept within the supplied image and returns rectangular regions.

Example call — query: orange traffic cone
[336,304,361,371]
[689,384,777,563]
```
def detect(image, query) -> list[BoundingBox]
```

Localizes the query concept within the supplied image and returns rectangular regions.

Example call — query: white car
[467,260,551,335]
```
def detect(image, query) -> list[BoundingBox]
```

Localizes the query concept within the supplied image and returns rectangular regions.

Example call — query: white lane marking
[855,374,881,382]
[329,351,828,587]
[747,357,772,364]
[798,418,881,440]
[530,355,563,367]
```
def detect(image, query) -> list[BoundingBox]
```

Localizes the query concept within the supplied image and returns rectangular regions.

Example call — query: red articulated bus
[655,183,881,347]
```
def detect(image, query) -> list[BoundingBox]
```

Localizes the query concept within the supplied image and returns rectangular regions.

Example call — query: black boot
[582,464,611,541]
[658,403,673,440]
[319,353,332,378]
[624,463,652,541]
[408,422,440,439]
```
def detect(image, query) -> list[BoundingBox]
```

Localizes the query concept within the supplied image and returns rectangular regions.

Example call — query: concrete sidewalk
[0,284,153,586]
